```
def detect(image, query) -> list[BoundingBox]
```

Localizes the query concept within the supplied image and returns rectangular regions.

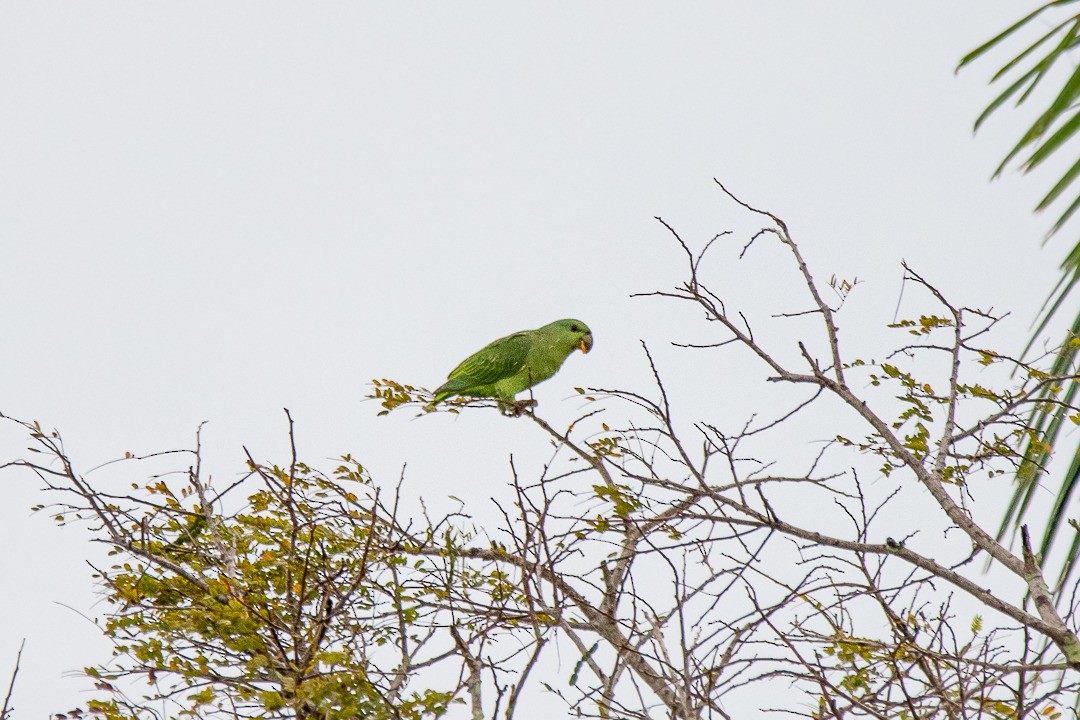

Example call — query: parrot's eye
[570,324,580,332]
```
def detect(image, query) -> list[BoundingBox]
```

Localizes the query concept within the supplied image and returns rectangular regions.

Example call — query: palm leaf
[1034,152,1080,212]
[1024,79,1080,174]
[1049,187,1080,236]
[988,17,1077,83]
[965,0,1080,594]
[1041,436,1080,559]
[988,22,1080,174]
[957,1,1075,70]
[1000,310,1080,535]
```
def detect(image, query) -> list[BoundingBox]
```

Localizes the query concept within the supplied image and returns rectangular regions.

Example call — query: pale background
[0,2,1063,715]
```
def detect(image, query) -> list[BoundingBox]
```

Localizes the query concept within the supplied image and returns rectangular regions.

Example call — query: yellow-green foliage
[77,454,466,719]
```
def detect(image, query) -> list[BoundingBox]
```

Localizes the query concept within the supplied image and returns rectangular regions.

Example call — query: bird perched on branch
[433,319,593,412]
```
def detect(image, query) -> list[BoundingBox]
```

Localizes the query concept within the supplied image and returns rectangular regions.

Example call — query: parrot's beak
[580,333,593,354]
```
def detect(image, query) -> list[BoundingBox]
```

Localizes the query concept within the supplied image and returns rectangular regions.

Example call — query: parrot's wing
[448,332,531,385]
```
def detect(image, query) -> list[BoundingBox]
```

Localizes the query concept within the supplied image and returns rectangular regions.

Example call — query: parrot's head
[553,319,593,354]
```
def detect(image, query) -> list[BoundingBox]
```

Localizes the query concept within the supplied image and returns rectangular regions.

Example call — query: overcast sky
[0,2,1065,715]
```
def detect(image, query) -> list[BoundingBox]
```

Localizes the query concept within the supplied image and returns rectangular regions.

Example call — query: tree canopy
[5,184,1080,718]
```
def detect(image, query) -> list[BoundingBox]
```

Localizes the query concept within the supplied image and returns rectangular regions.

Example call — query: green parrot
[433,319,593,405]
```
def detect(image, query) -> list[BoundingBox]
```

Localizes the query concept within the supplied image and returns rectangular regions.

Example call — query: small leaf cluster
[370,378,430,415]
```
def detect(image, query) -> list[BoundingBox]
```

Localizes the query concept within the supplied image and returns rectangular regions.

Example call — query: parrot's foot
[499,399,538,417]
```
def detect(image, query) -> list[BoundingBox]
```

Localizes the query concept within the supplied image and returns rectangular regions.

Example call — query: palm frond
[965,0,1080,592]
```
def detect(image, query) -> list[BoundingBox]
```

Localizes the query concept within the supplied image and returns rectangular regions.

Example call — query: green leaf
[1034,154,1080,214]
[1039,436,1080,559]
[958,1,1073,70]
[991,16,1078,83]
[1026,109,1080,173]
[569,641,599,685]
[975,66,1045,134]
[1048,186,1080,236]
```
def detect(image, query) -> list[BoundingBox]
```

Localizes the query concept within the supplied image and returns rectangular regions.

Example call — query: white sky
[0,2,1067,715]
